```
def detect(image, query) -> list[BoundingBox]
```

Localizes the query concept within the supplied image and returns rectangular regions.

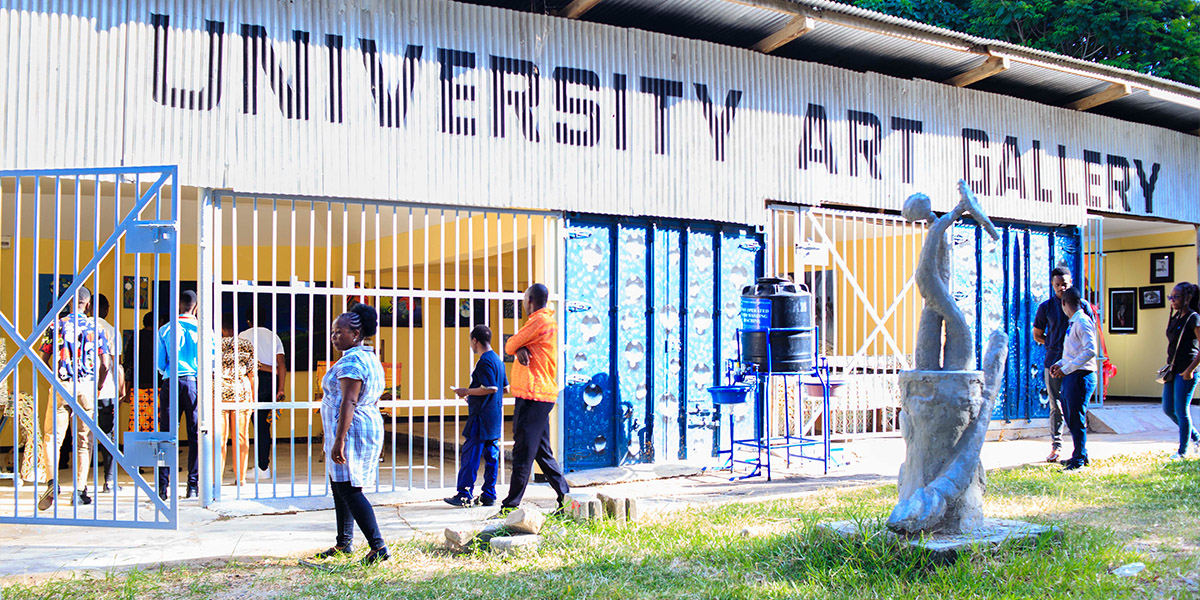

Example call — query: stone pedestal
[889,370,988,535]
[822,519,1061,564]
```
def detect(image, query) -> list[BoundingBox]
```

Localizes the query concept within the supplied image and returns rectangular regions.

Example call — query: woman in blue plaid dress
[314,303,389,565]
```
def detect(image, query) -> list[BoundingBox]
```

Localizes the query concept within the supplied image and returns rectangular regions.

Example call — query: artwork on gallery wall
[121,276,150,309]
[502,299,524,320]
[1149,251,1174,284]
[502,333,515,363]
[378,293,424,328]
[445,296,487,328]
[1139,285,1165,310]
[1108,288,1138,334]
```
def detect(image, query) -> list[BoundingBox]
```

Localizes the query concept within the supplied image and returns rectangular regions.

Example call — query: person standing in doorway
[1033,266,1092,463]
[312,303,389,565]
[1050,287,1098,471]
[446,325,507,508]
[239,305,288,479]
[499,284,569,514]
[157,290,203,500]
[90,294,125,493]
[124,311,162,435]
[1161,282,1200,460]
[37,287,112,510]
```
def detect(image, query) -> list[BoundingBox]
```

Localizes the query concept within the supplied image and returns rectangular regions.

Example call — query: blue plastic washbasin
[706,384,753,405]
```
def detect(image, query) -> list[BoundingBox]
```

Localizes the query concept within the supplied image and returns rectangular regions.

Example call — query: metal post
[198,189,215,506]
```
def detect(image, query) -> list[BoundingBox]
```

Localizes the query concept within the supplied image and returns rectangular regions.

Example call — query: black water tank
[739,277,815,373]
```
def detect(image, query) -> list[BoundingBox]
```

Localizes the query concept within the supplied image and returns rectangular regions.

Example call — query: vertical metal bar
[271,197,280,493]
[439,208,447,491]
[372,203,381,492]
[452,210,461,486]
[325,198,334,498]
[390,204,398,491]
[407,207,415,489]
[307,198,317,497]
[198,189,214,506]
[290,198,298,497]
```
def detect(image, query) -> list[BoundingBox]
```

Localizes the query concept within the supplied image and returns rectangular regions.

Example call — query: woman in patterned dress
[219,314,256,486]
[312,303,389,565]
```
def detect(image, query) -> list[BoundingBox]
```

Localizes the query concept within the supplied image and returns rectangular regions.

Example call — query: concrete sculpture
[888,180,1009,535]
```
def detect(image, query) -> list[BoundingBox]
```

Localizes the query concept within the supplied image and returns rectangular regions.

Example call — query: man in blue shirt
[446,325,507,507]
[1033,266,1093,463]
[37,287,111,510]
[157,290,203,500]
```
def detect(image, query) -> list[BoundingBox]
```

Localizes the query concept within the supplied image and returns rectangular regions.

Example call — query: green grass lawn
[6,452,1199,599]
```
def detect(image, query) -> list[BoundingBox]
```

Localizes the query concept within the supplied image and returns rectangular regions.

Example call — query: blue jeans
[1161,375,1200,455]
[1062,370,1096,466]
[456,436,500,501]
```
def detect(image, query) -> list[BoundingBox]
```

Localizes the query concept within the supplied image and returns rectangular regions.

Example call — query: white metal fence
[203,192,560,501]
[768,205,928,439]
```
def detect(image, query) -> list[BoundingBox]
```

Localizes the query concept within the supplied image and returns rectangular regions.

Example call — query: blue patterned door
[563,217,763,470]
[563,224,616,470]
[952,221,1082,421]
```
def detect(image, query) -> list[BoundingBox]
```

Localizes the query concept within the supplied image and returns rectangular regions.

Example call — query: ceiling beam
[944,55,1009,87]
[559,0,604,19]
[1066,82,1133,111]
[752,16,814,54]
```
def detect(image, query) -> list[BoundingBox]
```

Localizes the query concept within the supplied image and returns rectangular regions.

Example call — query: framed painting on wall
[379,294,423,327]
[1139,285,1165,309]
[445,297,487,327]
[1149,252,1174,284]
[1109,288,1138,334]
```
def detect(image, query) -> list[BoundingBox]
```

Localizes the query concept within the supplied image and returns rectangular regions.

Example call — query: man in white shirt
[238,305,287,477]
[91,294,124,493]
[1050,287,1098,472]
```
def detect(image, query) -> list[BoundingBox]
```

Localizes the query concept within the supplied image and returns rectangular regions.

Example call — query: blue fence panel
[616,224,651,464]
[684,229,716,460]
[717,229,760,453]
[563,223,615,471]
[653,226,684,461]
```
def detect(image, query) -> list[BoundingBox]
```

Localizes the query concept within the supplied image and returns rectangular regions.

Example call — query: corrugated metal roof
[461,0,1200,135]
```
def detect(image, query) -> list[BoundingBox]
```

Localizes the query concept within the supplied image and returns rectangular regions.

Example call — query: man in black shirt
[1033,266,1093,463]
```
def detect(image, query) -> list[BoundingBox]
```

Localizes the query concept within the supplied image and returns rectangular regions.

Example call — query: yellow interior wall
[1102,229,1199,398]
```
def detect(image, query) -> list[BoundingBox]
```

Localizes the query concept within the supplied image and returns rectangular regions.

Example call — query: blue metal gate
[951,220,1083,421]
[563,216,762,471]
[0,166,181,528]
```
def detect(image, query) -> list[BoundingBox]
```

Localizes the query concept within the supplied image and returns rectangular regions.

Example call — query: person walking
[499,284,569,514]
[1161,282,1200,460]
[239,305,288,479]
[218,313,256,486]
[312,303,389,565]
[157,290,203,500]
[1033,266,1092,463]
[446,325,506,508]
[1050,287,1098,472]
[37,287,112,509]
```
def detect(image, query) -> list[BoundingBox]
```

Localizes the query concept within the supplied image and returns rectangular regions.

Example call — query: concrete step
[1087,405,1175,435]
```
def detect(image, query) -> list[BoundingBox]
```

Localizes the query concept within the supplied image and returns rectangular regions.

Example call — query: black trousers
[331,479,385,551]
[158,377,199,491]
[502,397,569,508]
[97,398,117,482]
[253,371,276,470]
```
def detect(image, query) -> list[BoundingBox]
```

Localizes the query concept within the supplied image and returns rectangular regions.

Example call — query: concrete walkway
[0,427,1178,583]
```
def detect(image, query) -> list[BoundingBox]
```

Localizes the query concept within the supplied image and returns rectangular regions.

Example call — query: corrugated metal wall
[1,0,1197,226]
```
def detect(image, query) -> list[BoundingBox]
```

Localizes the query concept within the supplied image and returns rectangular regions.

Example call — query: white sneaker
[256,467,272,479]
[1167,453,1186,461]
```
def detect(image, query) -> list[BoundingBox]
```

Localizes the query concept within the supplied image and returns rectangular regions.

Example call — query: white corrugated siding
[1,0,1197,226]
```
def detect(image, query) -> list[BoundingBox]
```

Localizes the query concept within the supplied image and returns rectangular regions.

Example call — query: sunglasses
[1168,294,1181,300]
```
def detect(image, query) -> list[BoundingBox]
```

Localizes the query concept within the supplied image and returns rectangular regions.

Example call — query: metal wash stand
[708,326,835,480]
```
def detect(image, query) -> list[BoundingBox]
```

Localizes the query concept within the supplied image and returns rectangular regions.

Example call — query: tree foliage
[847,0,1200,86]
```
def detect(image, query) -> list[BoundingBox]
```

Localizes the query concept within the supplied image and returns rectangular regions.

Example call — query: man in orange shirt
[500,283,569,512]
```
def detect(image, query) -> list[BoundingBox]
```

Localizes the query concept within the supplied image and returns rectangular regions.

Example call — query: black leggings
[330,479,385,551]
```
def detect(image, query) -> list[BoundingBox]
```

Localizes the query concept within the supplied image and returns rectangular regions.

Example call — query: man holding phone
[445,325,507,507]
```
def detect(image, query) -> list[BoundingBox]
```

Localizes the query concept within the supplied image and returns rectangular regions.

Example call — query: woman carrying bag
[1161,282,1200,461]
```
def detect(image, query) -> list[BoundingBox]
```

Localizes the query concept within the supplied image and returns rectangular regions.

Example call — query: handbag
[1157,312,1190,384]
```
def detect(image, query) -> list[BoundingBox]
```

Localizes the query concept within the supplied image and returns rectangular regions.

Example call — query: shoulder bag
[1157,312,1192,384]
